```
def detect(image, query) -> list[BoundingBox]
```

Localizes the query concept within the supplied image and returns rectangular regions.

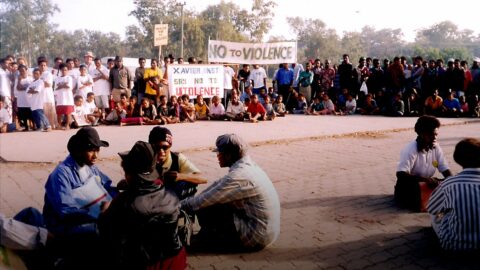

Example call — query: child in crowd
[156,95,169,124]
[14,64,33,131]
[359,94,380,115]
[125,96,140,118]
[180,94,195,122]
[166,95,180,124]
[226,92,245,121]
[76,64,93,101]
[392,93,405,116]
[246,94,266,123]
[102,102,126,125]
[293,93,308,114]
[0,97,11,133]
[344,94,357,115]
[306,96,324,115]
[267,87,278,100]
[208,95,226,120]
[320,94,336,115]
[71,95,91,128]
[264,95,276,120]
[459,95,469,116]
[139,98,159,124]
[84,92,101,125]
[27,68,51,131]
[194,94,209,120]
[273,95,287,117]
[243,97,251,111]
[119,93,130,109]
[53,63,74,130]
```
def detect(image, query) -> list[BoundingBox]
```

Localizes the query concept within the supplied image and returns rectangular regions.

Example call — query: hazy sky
[50,0,480,42]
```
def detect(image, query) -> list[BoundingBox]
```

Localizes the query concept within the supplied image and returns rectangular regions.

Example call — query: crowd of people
[1,52,480,132]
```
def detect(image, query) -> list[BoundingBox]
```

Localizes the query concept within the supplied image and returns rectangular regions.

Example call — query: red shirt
[247,102,266,116]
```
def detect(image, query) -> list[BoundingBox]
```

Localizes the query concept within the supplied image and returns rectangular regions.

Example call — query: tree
[0,0,59,64]
[248,0,277,42]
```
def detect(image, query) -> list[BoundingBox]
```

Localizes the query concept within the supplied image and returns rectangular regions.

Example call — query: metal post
[180,2,185,58]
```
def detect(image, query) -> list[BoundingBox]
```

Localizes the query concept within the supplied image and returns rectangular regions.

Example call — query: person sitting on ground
[0,97,11,133]
[458,95,469,117]
[424,89,445,117]
[267,87,277,100]
[246,94,266,122]
[139,97,159,124]
[125,95,140,118]
[71,95,91,128]
[194,94,209,120]
[119,93,130,110]
[263,95,276,121]
[395,115,452,212]
[43,127,116,269]
[208,95,226,120]
[1,208,53,270]
[99,141,187,269]
[180,94,195,123]
[306,96,324,115]
[181,134,280,252]
[427,138,480,252]
[148,126,207,200]
[166,95,181,124]
[319,93,336,115]
[102,102,126,125]
[226,91,245,121]
[292,93,308,114]
[272,95,287,117]
[84,92,100,126]
[358,93,380,115]
[240,86,253,103]
[442,91,462,117]
[391,92,405,117]
[343,94,357,115]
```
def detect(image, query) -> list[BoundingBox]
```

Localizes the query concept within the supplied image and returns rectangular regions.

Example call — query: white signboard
[208,40,297,64]
[154,24,168,46]
[168,64,224,98]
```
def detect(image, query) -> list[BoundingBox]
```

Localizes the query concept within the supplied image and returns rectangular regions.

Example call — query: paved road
[0,117,479,269]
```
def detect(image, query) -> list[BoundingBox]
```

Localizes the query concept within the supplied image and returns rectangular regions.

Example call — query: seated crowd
[1,53,479,132]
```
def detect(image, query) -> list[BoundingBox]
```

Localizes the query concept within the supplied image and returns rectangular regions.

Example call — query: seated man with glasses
[147,127,207,200]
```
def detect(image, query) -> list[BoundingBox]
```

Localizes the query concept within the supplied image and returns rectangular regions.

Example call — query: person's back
[428,138,480,251]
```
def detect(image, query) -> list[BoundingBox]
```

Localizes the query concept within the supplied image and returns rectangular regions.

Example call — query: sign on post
[168,64,224,98]
[154,24,168,46]
[208,40,297,64]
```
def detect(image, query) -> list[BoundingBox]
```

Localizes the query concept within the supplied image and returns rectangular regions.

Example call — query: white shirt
[14,75,33,108]
[224,66,235,89]
[397,141,449,178]
[40,71,54,104]
[68,69,80,91]
[0,107,11,124]
[54,76,74,106]
[292,64,304,87]
[77,74,94,100]
[84,100,97,114]
[0,68,11,97]
[73,105,89,126]
[90,65,110,96]
[27,78,45,111]
[226,101,245,115]
[249,67,267,88]
[345,99,357,112]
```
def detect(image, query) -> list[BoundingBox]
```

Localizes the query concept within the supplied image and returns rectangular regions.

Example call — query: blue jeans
[31,109,50,130]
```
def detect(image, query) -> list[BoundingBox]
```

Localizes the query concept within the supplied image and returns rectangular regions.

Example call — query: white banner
[208,40,297,64]
[168,64,224,98]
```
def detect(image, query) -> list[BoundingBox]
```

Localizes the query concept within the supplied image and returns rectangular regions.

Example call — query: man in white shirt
[91,58,111,113]
[292,63,304,91]
[223,64,235,107]
[249,64,267,95]
[84,51,96,74]
[0,58,13,124]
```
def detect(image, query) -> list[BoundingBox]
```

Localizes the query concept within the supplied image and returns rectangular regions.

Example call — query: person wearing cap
[148,127,207,200]
[109,56,132,103]
[42,127,116,268]
[99,141,186,269]
[83,51,95,74]
[395,116,452,212]
[181,133,280,251]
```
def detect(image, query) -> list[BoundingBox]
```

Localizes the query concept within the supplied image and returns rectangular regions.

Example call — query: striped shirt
[181,156,281,249]
[427,168,480,251]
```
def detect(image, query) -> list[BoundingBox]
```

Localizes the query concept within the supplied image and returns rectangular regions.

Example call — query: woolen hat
[148,126,173,145]
[67,127,109,153]
[118,141,159,182]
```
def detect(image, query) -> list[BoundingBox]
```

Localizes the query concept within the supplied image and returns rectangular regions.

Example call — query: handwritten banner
[208,40,297,64]
[168,64,224,98]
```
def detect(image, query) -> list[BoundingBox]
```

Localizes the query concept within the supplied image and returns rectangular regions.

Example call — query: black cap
[67,127,109,153]
[119,141,159,182]
[148,126,173,145]
[115,55,123,61]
